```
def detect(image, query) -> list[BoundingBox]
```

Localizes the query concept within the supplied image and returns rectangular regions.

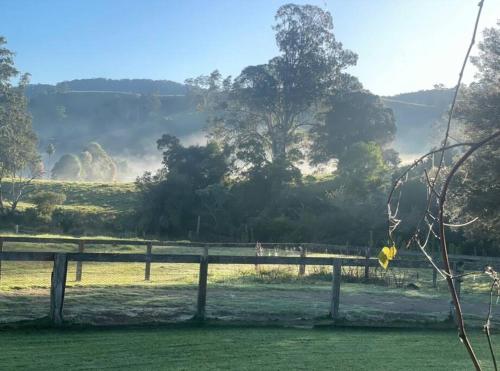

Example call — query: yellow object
[378,245,397,269]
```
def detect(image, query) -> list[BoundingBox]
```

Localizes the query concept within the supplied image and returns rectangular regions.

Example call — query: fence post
[453,261,464,299]
[50,253,68,326]
[195,246,209,320]
[299,246,306,277]
[364,230,373,282]
[0,238,3,282]
[432,268,438,289]
[145,242,152,281]
[330,260,341,320]
[75,241,84,282]
[255,242,263,273]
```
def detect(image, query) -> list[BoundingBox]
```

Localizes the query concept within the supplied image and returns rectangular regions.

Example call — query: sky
[1,0,499,96]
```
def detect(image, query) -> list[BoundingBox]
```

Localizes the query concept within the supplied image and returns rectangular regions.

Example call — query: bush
[31,191,66,216]
[51,209,84,235]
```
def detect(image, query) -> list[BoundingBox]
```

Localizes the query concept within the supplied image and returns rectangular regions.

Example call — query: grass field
[1,179,139,236]
[1,326,498,370]
[2,179,138,214]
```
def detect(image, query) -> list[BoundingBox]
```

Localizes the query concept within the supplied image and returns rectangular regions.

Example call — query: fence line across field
[1,236,498,282]
[0,245,489,326]
[2,235,497,258]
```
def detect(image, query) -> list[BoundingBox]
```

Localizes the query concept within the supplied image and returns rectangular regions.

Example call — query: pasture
[4,179,139,214]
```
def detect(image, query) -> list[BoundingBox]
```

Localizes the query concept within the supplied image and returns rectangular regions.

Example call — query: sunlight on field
[1,178,138,214]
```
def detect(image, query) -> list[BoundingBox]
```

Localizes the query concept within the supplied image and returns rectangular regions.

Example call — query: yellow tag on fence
[378,245,397,270]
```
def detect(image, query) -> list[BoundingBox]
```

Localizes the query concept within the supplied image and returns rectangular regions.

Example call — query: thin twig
[484,267,499,371]
[386,2,492,369]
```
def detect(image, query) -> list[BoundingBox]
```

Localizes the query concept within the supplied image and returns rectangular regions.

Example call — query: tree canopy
[51,154,82,180]
[452,21,500,249]
[0,36,40,214]
[136,135,231,237]
[187,4,358,178]
[310,91,397,164]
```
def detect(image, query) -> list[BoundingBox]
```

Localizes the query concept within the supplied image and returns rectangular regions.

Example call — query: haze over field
[25,78,453,180]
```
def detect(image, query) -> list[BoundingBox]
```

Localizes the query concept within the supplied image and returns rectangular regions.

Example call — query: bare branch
[444,217,479,228]
[438,129,500,370]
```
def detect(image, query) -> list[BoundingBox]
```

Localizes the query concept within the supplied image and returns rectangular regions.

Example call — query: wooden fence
[0,254,491,326]
[1,236,498,281]
[0,250,350,325]
[1,236,498,326]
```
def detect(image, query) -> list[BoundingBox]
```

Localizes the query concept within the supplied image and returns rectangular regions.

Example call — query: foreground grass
[1,327,498,370]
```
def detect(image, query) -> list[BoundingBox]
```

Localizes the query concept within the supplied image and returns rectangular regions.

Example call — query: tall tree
[187,4,358,176]
[309,91,397,164]
[335,141,389,198]
[79,142,117,182]
[452,21,500,248]
[51,154,82,180]
[45,143,55,178]
[136,135,231,238]
[0,36,40,214]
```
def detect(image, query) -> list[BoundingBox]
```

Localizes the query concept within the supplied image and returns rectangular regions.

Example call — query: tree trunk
[270,126,287,163]
[0,180,4,212]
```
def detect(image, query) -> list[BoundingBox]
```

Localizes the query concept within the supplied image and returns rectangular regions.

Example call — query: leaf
[388,245,397,259]
[378,245,397,270]
[378,250,389,270]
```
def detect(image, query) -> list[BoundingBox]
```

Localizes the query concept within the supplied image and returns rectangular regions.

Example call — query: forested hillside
[27,80,206,178]
[27,79,453,175]
[382,88,454,156]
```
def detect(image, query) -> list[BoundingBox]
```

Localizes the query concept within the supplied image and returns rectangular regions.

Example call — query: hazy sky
[1,0,499,96]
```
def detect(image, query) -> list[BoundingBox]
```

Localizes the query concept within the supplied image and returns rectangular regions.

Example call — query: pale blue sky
[1,0,499,95]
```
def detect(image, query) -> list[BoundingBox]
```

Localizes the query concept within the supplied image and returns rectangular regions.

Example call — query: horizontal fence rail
[1,235,498,262]
[0,251,488,270]
[1,235,497,285]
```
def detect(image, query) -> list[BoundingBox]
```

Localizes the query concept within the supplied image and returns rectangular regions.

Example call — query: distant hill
[381,88,454,158]
[27,78,187,97]
[26,79,206,179]
[26,78,454,178]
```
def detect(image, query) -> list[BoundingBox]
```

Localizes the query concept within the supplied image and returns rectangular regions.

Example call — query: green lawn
[1,327,498,370]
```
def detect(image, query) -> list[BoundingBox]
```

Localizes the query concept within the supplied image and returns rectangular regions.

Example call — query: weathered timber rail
[2,235,497,261]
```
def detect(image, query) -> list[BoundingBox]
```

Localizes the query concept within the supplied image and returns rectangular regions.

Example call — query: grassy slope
[1,179,139,235]
[1,327,497,370]
[17,179,139,214]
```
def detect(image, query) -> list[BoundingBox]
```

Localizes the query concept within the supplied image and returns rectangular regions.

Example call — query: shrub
[31,191,66,216]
